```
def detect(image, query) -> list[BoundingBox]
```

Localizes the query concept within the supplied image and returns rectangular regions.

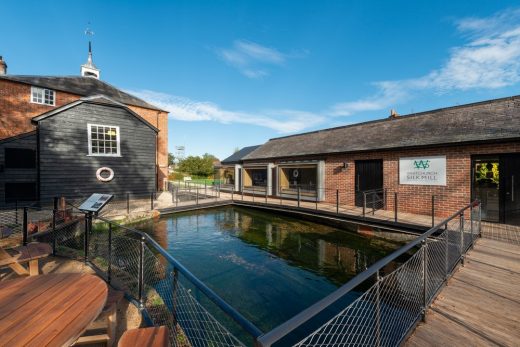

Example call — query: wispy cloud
[216,40,306,78]
[129,90,324,133]
[331,8,520,116]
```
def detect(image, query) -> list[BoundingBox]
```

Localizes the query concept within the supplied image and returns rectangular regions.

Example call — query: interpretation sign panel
[399,156,446,186]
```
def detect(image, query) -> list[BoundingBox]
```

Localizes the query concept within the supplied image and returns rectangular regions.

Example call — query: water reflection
[134,206,405,332]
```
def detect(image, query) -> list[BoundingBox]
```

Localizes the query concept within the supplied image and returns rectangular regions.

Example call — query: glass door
[473,158,500,222]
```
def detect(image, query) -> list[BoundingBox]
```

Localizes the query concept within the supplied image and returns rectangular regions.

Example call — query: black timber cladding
[36,101,157,201]
[0,75,164,111]
[243,95,520,160]
[221,145,261,165]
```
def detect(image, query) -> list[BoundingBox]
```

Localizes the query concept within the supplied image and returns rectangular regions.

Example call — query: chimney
[0,56,7,75]
[389,109,399,119]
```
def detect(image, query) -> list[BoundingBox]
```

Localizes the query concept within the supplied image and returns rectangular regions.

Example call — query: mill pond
[134,206,412,334]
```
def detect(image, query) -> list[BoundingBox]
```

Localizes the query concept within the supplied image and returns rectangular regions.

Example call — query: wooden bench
[0,242,52,276]
[118,326,169,347]
[73,288,125,347]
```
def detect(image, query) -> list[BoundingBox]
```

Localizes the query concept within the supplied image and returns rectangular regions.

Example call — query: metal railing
[167,181,223,208]
[362,188,387,217]
[254,201,481,346]
[31,201,262,347]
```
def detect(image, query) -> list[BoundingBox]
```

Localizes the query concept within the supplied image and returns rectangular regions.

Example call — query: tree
[233,147,240,153]
[178,155,214,177]
[168,153,175,166]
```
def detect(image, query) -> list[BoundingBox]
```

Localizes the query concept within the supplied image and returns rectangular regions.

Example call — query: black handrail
[255,200,479,346]
[94,215,264,339]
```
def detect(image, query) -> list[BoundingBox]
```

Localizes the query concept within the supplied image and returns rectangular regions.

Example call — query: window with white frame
[88,124,121,156]
[31,86,55,106]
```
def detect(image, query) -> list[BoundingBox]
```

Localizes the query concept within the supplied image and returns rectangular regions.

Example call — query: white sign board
[399,156,446,186]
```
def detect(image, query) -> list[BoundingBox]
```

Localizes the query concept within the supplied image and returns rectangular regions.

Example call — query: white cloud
[331,8,520,116]
[216,40,305,78]
[129,90,324,133]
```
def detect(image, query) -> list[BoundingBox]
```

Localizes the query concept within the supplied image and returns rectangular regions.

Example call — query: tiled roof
[0,75,165,112]
[244,95,520,160]
[221,145,261,164]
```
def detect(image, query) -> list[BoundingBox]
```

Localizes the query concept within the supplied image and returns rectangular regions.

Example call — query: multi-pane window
[88,124,120,156]
[31,86,55,105]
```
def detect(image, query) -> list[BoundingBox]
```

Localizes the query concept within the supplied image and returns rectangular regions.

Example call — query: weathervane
[85,22,94,39]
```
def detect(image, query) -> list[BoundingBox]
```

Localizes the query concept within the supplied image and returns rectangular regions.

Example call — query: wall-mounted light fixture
[341,162,348,172]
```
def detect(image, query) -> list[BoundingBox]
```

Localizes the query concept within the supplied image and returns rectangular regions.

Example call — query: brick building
[0,50,169,204]
[223,96,520,225]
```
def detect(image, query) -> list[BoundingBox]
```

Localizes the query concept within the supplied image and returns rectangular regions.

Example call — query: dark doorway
[355,160,383,207]
[472,154,520,225]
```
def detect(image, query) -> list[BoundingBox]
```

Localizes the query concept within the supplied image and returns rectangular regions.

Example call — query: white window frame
[30,86,56,106]
[87,124,121,157]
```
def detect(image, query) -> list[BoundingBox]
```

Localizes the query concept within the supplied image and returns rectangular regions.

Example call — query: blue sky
[2,1,520,159]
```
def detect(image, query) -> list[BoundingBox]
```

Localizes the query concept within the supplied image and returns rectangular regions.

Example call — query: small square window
[88,124,120,156]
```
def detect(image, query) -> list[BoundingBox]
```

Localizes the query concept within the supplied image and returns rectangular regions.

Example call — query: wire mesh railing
[29,201,262,347]
[255,201,481,347]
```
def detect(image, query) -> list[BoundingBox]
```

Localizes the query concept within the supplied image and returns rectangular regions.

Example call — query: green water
[134,206,406,335]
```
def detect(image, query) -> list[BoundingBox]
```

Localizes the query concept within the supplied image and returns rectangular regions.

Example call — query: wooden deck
[406,225,520,347]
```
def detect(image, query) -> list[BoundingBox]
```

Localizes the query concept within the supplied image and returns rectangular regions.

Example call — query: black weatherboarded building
[0,96,158,204]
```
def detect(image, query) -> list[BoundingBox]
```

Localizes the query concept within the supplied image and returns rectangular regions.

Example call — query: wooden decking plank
[455,260,520,302]
[406,235,520,347]
[477,238,520,255]
[406,310,499,347]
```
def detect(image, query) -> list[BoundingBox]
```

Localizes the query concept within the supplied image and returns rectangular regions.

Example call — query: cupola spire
[81,27,100,79]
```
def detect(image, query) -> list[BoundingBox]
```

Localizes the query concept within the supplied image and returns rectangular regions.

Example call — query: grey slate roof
[244,95,520,161]
[0,75,165,112]
[221,145,261,164]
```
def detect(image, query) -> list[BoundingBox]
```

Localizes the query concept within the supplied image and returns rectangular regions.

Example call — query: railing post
[22,207,28,246]
[196,188,199,206]
[375,270,382,347]
[150,192,154,210]
[205,182,207,199]
[253,186,255,202]
[431,195,435,227]
[363,192,366,217]
[336,189,339,214]
[445,223,449,280]
[315,190,318,210]
[138,236,145,307]
[394,192,398,222]
[459,213,465,265]
[175,187,179,207]
[172,267,179,324]
[84,212,92,264]
[470,205,474,246]
[15,200,18,224]
[422,239,428,321]
[478,202,482,237]
[52,197,58,255]
[297,187,301,208]
[231,188,234,201]
[383,188,387,210]
[127,193,130,214]
[372,193,375,215]
[108,223,112,284]
[265,187,268,204]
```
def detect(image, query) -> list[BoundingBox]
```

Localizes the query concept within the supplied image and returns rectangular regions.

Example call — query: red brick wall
[0,79,79,139]
[0,79,169,190]
[127,105,169,190]
[323,142,520,217]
